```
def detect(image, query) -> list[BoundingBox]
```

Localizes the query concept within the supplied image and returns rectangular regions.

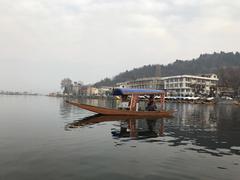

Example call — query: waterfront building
[72,82,82,96]
[98,87,113,97]
[80,86,99,96]
[162,74,218,96]
[217,86,234,97]
[117,74,219,97]
[116,77,163,90]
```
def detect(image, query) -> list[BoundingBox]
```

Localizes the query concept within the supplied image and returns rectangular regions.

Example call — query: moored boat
[66,100,174,117]
[66,88,174,117]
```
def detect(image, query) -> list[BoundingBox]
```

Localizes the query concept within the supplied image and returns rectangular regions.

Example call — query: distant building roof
[161,74,218,80]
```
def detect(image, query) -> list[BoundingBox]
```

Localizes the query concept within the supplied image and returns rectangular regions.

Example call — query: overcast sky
[0,0,240,93]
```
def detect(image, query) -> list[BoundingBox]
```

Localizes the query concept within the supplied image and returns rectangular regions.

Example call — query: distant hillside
[94,52,240,91]
[160,52,240,76]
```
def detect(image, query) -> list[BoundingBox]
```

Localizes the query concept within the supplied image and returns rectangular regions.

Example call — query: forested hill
[94,52,240,89]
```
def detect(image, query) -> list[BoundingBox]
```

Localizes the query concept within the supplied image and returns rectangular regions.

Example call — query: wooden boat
[66,88,174,117]
[66,100,174,117]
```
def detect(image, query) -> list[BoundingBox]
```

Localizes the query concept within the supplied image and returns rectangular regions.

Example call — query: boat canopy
[112,88,165,96]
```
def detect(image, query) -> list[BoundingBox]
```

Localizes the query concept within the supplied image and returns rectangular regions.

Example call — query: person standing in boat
[119,95,130,110]
[146,95,157,111]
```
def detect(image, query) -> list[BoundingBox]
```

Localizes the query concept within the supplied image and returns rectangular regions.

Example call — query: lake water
[0,95,240,180]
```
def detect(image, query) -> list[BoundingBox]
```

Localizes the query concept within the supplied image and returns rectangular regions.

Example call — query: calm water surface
[0,95,240,180]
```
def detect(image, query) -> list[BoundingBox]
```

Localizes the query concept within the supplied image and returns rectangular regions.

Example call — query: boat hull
[66,101,174,117]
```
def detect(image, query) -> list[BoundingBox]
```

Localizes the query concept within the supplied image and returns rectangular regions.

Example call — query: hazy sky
[0,0,240,93]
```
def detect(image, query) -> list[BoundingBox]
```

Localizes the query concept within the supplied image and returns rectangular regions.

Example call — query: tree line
[94,52,240,94]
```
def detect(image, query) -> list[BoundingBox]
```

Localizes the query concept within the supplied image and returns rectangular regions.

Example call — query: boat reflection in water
[66,115,165,139]
[111,118,164,139]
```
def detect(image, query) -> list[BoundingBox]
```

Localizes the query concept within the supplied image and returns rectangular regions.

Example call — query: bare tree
[61,78,73,95]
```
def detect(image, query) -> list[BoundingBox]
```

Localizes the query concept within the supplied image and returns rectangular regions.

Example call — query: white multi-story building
[72,82,82,96]
[116,74,219,96]
[162,74,218,96]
